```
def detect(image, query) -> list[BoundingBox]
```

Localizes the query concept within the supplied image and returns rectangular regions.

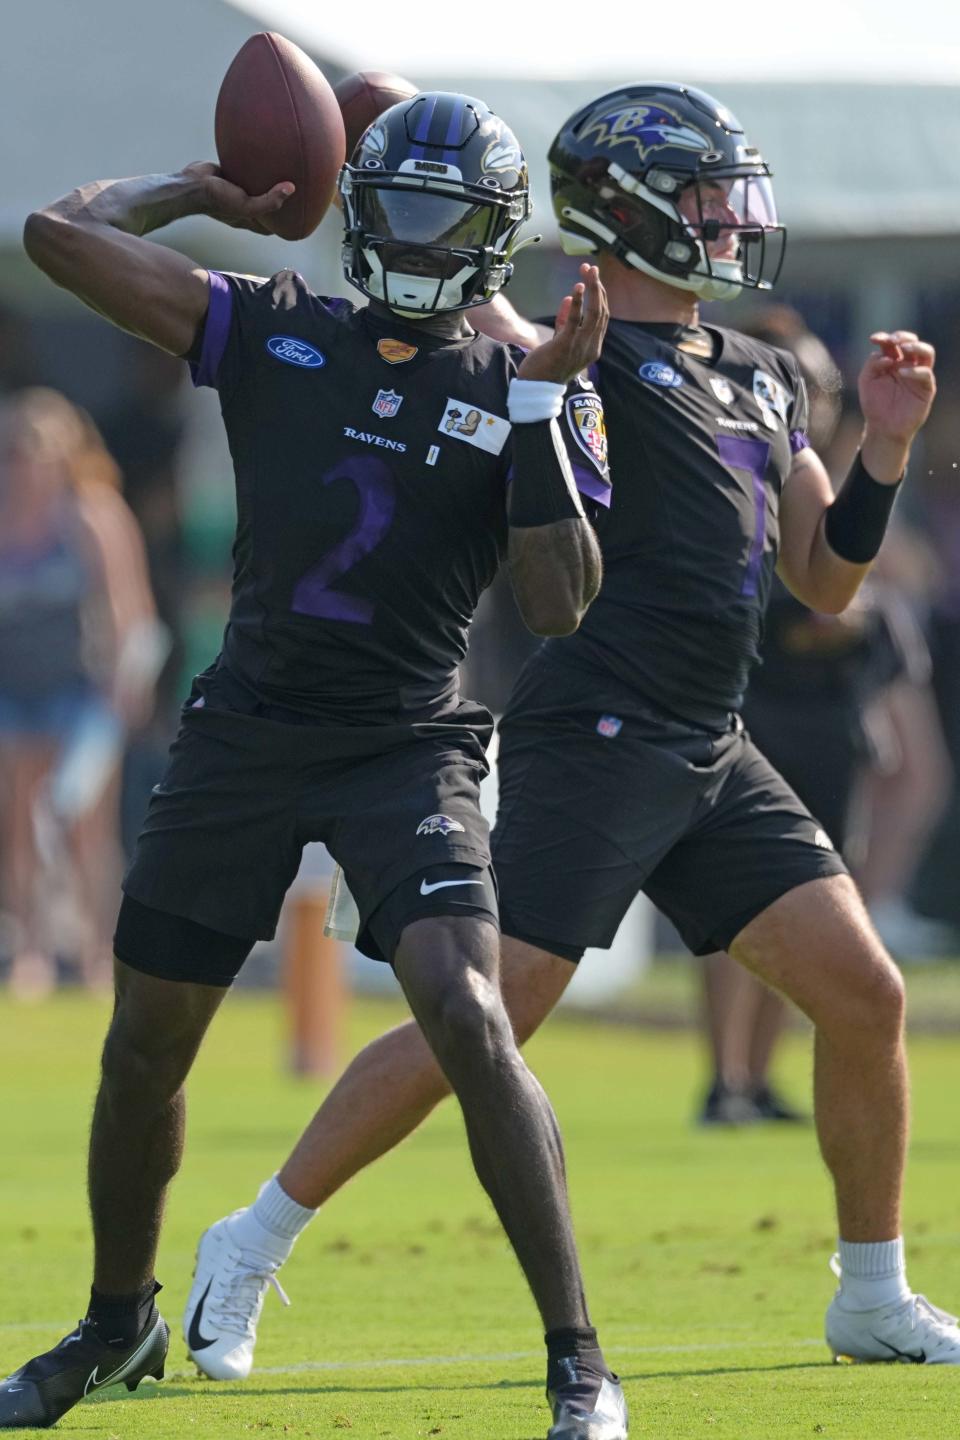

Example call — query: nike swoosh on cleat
[419,878,485,896]
[84,1322,160,1394]
[187,1280,217,1352]
[868,1334,926,1362]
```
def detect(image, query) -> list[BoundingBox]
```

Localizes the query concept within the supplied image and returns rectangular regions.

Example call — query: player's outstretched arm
[778,330,936,613]
[506,265,607,635]
[473,293,552,349]
[23,163,294,356]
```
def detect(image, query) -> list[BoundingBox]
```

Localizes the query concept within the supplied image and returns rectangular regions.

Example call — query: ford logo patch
[638,361,683,388]
[266,335,326,369]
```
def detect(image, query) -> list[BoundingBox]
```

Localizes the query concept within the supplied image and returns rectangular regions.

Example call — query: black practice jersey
[550,320,809,728]
[190,270,610,724]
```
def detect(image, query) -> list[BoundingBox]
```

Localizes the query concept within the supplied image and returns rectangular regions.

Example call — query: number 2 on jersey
[291,456,396,624]
[716,434,771,598]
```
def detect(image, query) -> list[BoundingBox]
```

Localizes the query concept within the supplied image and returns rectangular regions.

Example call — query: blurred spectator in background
[854,538,953,956]
[0,389,163,995]
[0,302,41,398]
[99,342,186,723]
[697,308,950,1125]
[819,390,954,958]
[902,360,960,935]
[99,342,188,852]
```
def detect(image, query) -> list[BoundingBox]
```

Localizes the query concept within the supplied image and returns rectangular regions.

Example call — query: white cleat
[183,1211,290,1379]
[827,1259,960,1364]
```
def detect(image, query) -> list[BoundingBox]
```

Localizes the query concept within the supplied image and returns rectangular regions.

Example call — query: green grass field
[1,988,959,1439]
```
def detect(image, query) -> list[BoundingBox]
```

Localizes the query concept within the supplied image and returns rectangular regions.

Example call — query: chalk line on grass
[166,1337,825,1382]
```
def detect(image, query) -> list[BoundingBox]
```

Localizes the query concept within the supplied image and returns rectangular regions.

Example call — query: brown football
[215,32,345,240]
[334,70,419,160]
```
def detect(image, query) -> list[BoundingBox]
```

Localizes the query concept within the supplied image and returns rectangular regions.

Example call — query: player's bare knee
[438,971,507,1048]
[860,952,906,1039]
[825,946,906,1044]
[100,997,204,1103]
[99,1023,176,1106]
[395,915,506,1054]
[430,970,515,1072]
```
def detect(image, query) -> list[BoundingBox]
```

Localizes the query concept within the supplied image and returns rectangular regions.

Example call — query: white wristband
[507,377,566,424]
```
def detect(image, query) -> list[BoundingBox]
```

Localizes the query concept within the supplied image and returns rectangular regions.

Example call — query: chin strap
[558,198,745,301]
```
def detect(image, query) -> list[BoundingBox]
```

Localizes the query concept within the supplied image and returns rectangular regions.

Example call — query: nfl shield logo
[372,388,403,418]
[709,377,734,406]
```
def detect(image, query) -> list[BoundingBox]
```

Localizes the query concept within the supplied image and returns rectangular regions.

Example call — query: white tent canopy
[226,0,960,85]
[3,0,958,265]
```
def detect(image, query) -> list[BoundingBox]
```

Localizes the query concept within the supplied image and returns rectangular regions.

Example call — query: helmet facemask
[559,161,785,301]
[341,171,527,317]
[660,165,784,300]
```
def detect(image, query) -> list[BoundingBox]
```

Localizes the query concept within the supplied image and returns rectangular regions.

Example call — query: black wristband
[823,452,902,564]
[507,418,586,528]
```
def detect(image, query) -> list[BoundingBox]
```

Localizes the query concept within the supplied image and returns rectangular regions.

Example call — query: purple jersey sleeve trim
[322,296,352,319]
[189,271,233,389]
[572,463,611,509]
[789,429,810,454]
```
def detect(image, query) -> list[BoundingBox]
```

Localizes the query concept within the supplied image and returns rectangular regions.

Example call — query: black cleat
[547,1357,628,1439]
[750,1084,808,1123]
[0,1310,168,1428]
[697,1079,760,1127]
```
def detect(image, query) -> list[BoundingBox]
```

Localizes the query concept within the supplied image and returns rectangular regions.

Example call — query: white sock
[837,1237,910,1311]
[226,1176,316,1266]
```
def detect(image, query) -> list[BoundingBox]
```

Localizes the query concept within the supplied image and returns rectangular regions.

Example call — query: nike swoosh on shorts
[419,879,486,897]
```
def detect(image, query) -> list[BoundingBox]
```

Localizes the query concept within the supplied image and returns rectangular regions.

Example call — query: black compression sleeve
[507,418,586,528]
[824,452,902,564]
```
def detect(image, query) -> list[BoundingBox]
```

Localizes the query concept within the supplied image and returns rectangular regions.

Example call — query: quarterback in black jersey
[5,94,628,1438]
[202,84,960,1378]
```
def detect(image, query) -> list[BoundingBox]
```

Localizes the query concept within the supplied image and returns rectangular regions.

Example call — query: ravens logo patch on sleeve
[566,392,608,474]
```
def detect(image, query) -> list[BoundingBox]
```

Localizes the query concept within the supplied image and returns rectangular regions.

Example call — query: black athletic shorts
[491,653,848,963]
[118,663,499,981]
